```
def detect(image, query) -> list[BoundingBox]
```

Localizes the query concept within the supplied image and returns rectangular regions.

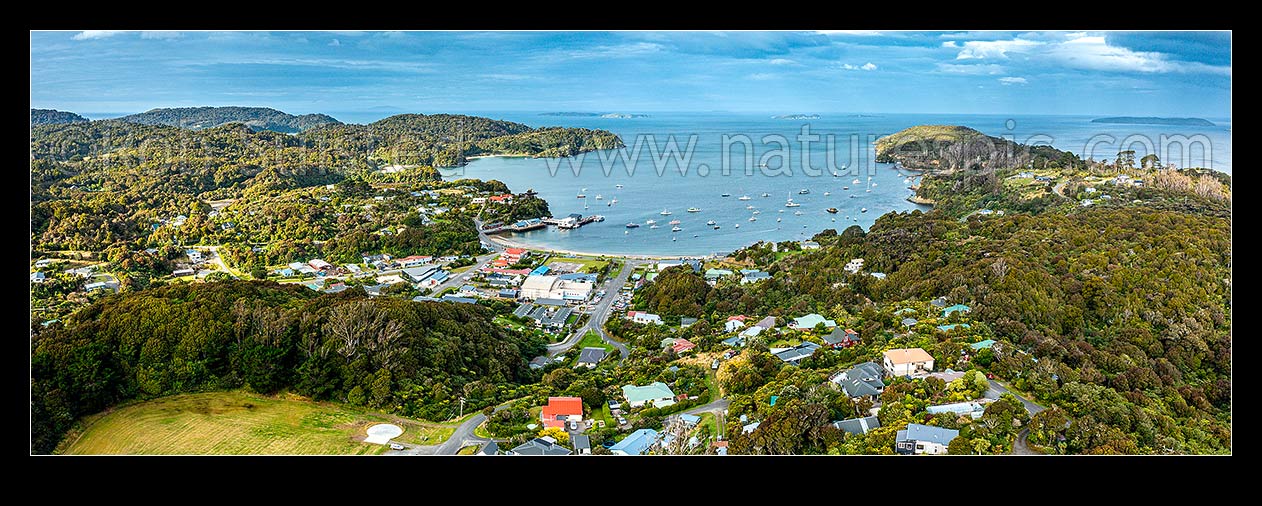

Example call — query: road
[1052,180,1068,198]
[384,403,511,456]
[545,258,641,362]
[986,378,1048,455]
[685,398,730,440]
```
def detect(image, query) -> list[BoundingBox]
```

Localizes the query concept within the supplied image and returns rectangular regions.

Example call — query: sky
[30,30,1231,118]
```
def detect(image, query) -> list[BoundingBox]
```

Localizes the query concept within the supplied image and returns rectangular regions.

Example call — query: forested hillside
[117,106,341,133]
[31,109,89,125]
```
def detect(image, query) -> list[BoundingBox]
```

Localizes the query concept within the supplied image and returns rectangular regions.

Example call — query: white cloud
[749,73,775,80]
[328,39,341,47]
[558,42,663,60]
[72,30,126,40]
[955,38,1042,60]
[934,63,1005,75]
[1046,33,1229,74]
[816,30,883,36]
[840,62,877,71]
[998,76,1028,85]
[942,41,959,48]
[861,62,877,71]
[768,58,796,66]
[140,31,180,40]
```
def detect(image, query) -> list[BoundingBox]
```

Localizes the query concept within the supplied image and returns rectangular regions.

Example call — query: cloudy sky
[30,30,1231,117]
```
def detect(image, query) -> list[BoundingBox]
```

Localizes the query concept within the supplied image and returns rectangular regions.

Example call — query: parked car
[389,443,405,450]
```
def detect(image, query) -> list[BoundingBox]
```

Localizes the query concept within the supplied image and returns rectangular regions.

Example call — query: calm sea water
[458,112,1231,256]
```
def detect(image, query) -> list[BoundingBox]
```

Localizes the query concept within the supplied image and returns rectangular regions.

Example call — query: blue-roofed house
[530,265,551,276]
[678,414,700,427]
[741,270,771,284]
[609,429,660,456]
[900,317,919,328]
[937,323,972,332]
[896,423,960,455]
[722,335,746,347]
[931,297,948,308]
[457,285,480,297]
[942,304,971,317]
[969,339,996,350]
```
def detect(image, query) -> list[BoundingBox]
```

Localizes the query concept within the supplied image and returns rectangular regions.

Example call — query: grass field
[62,391,453,455]
[457,445,480,455]
[575,330,614,352]
[545,256,609,274]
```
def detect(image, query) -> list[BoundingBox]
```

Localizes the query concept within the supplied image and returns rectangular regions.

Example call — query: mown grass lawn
[62,391,455,455]
[545,256,610,273]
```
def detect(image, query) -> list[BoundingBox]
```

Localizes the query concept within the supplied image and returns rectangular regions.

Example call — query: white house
[519,275,594,301]
[896,423,959,455]
[844,258,864,274]
[627,311,664,325]
[883,348,935,377]
[622,382,676,408]
[724,319,746,333]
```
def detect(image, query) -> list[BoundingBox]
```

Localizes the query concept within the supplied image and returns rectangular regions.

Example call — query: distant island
[1092,116,1215,127]
[540,112,650,118]
[772,114,820,120]
[116,106,342,133]
[31,109,89,126]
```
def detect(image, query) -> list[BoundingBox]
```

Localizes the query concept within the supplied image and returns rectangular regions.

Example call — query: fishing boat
[720,192,731,197]
[660,209,672,215]
[687,207,700,213]
[785,201,801,208]
[669,219,681,225]
[595,194,603,200]
[826,207,839,214]
[738,195,751,201]
[823,191,831,196]
[794,210,803,216]
[778,209,785,213]
[671,226,683,232]
[625,222,639,228]
[746,204,755,210]
[798,189,810,194]
[748,216,757,222]
[752,210,761,215]
[646,219,657,225]
[734,224,740,228]
[706,220,716,226]
[713,225,721,230]
[842,186,849,190]
[861,207,868,213]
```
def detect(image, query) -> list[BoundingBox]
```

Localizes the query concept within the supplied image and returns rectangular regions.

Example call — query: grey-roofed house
[721,335,746,347]
[680,317,698,328]
[823,328,860,348]
[440,295,478,304]
[830,361,886,400]
[931,296,948,308]
[896,423,960,455]
[506,436,572,456]
[754,316,777,330]
[499,288,519,298]
[477,440,499,455]
[571,434,591,454]
[576,347,608,368]
[513,303,534,318]
[833,415,881,435]
[529,356,552,369]
[773,341,820,365]
[900,317,918,328]
[535,297,567,307]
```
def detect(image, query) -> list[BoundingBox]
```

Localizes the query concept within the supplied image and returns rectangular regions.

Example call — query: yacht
[646,219,657,225]
[734,224,740,228]
[798,189,810,194]
[625,222,639,229]
[738,195,752,201]
[650,224,660,229]
[826,207,839,214]
[720,192,731,197]
[866,188,872,193]
[687,207,701,213]
[871,182,877,187]
[669,219,681,225]
[776,217,782,222]
[746,204,755,210]
[610,198,618,204]
[660,209,672,215]
[706,220,717,226]
[752,210,761,215]
[671,226,683,232]
[595,194,603,200]
[823,191,831,196]
[852,179,861,184]
[748,216,757,222]
[861,207,868,213]
[785,201,801,208]
[778,209,785,213]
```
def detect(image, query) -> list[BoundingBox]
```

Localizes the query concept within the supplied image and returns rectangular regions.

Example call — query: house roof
[610,429,660,455]
[901,317,919,326]
[926,401,986,416]
[824,327,860,344]
[571,434,591,451]
[937,323,971,331]
[942,304,971,316]
[577,347,608,364]
[679,414,701,425]
[884,348,934,365]
[792,313,837,329]
[755,316,777,329]
[478,440,499,455]
[509,437,572,456]
[535,298,567,307]
[542,397,584,420]
[897,423,960,446]
[833,416,881,435]
[741,326,764,338]
[721,335,745,346]
[727,315,747,321]
[672,338,697,353]
[969,339,996,350]
[622,382,676,404]
[774,342,820,363]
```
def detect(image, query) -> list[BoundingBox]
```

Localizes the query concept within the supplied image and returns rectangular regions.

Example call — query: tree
[537,427,570,446]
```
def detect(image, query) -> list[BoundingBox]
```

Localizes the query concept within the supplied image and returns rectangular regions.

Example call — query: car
[389,443,405,450]
[986,373,995,379]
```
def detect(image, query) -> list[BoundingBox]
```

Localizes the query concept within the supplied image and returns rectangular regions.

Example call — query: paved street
[546,259,641,362]
[985,378,1048,455]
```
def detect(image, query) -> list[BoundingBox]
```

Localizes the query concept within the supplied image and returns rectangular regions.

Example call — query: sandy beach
[483,232,704,260]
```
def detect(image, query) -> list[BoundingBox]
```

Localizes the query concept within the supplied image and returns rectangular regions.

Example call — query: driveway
[985,379,1048,455]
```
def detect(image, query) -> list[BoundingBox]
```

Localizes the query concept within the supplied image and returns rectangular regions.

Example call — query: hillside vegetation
[117,106,341,133]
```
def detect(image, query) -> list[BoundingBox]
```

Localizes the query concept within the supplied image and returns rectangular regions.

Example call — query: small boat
[582,187,588,192]
[650,224,659,229]
[625,230,629,235]
[785,202,801,208]
[746,205,755,210]
[866,189,872,193]
[798,189,810,194]
[584,202,589,209]
[831,218,836,222]
[671,226,682,232]
[706,220,716,226]
[738,195,751,201]
[595,194,603,200]
[673,236,677,241]
[615,184,624,189]
[625,222,640,228]
[687,207,700,213]
[669,219,681,225]
[778,209,785,213]
[842,186,849,190]
[752,210,761,215]
[852,179,861,184]
[871,183,877,187]
[611,198,618,204]
[576,194,586,198]
[761,192,771,197]
[794,210,803,216]
[776,217,782,222]
[824,191,831,196]
[826,208,839,214]
[861,208,868,213]
[720,193,731,197]
[748,216,757,222]
[734,224,740,228]
[646,219,657,225]
[607,202,612,207]
[713,225,720,230]
[849,195,857,198]
[660,209,672,215]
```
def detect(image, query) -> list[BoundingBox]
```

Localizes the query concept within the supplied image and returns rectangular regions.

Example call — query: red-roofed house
[491,258,510,268]
[489,194,514,203]
[541,396,584,429]
[727,315,747,322]
[398,255,433,267]
[672,338,697,354]
[504,248,528,262]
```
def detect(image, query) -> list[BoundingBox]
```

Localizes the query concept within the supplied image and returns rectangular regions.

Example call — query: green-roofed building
[789,313,837,331]
[705,268,734,281]
[969,339,996,350]
[942,304,971,317]
[622,382,677,408]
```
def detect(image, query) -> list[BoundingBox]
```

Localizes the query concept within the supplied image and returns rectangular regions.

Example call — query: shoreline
[483,232,707,260]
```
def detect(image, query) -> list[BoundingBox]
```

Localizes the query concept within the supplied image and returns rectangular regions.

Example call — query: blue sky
[30,30,1231,118]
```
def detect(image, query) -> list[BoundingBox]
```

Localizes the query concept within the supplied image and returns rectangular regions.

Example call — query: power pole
[459,396,466,419]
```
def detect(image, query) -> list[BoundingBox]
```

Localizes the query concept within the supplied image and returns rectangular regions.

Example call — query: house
[705,268,734,282]
[833,416,881,435]
[440,295,478,304]
[576,347,608,368]
[30,271,46,283]
[823,328,860,348]
[572,434,591,455]
[477,440,499,455]
[610,429,660,456]
[894,308,915,315]
[713,440,729,455]
[801,240,820,250]
[789,313,837,331]
[34,259,54,268]
[402,265,444,284]
[342,264,362,274]
[529,356,552,369]
[942,304,971,318]
[754,316,777,330]
[186,249,203,263]
[740,270,772,284]
[773,342,820,365]
[470,197,487,204]
[740,325,764,340]
[323,283,350,294]
[742,421,761,434]
[627,311,664,325]
[844,258,864,274]
[534,297,567,307]
[937,323,971,332]
[830,362,886,400]
[900,317,919,328]
[506,437,572,456]
[308,259,333,271]
[362,253,391,265]
[362,284,388,297]
[622,382,676,408]
[84,281,119,292]
[969,339,997,350]
[724,319,745,333]
[927,401,988,419]
[678,414,700,427]
[896,424,960,455]
[930,297,948,308]
[541,396,585,429]
[503,248,528,262]
[870,272,887,280]
[680,317,698,328]
[883,348,935,377]
[671,338,697,354]
[173,268,195,277]
[530,265,551,276]
[1017,171,1034,178]
[397,255,433,268]
[721,335,746,347]
[457,285,480,297]
[520,275,594,301]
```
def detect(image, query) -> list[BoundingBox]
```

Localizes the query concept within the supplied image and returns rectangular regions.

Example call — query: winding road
[545,259,641,362]
[985,378,1048,455]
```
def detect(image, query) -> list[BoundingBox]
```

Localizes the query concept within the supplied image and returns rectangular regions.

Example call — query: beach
[483,231,702,260]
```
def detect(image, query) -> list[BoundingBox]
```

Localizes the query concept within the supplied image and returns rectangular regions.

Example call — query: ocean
[457,112,1231,256]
